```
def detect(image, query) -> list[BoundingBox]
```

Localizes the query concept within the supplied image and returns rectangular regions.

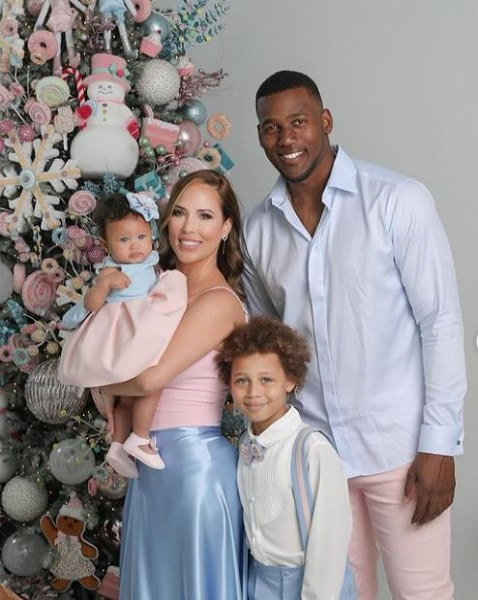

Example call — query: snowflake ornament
[0,125,81,233]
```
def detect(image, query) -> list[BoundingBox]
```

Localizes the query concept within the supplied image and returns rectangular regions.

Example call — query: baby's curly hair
[93,193,142,238]
[216,316,311,387]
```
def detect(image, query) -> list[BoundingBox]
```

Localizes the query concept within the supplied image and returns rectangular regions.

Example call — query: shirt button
[456,440,461,445]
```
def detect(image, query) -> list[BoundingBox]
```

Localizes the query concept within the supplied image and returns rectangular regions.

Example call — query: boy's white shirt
[237,405,352,600]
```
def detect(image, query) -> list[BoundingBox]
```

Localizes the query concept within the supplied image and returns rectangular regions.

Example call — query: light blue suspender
[290,427,357,600]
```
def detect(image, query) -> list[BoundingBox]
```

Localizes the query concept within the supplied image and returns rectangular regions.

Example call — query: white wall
[193,1,478,597]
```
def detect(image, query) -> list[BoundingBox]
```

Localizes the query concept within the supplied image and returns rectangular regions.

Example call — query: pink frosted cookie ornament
[27,29,58,66]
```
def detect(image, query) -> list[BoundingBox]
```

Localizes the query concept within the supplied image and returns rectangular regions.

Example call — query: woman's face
[167,181,232,269]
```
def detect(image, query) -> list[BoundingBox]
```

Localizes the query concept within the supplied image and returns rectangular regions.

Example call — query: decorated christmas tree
[0,0,240,596]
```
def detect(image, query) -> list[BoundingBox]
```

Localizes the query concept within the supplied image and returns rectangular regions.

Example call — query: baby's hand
[96,267,131,292]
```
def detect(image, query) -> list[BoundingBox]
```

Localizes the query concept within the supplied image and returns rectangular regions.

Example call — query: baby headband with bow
[126,192,159,222]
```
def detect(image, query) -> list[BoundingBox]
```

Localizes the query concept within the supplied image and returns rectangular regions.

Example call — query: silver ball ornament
[180,100,208,125]
[1,476,48,522]
[48,437,96,485]
[136,60,181,106]
[2,530,48,576]
[25,359,87,424]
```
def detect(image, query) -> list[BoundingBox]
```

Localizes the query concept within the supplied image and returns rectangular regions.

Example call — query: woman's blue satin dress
[119,426,247,599]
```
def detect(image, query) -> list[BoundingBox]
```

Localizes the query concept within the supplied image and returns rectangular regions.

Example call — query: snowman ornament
[70,53,139,178]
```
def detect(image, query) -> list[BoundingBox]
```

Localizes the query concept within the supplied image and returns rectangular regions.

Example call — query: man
[241,70,466,599]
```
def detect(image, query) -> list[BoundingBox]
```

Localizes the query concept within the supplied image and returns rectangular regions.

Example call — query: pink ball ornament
[18,124,36,142]
[176,120,202,157]
[163,157,210,200]
[0,118,14,133]
[26,0,43,15]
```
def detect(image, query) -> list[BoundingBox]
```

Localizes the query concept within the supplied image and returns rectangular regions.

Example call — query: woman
[103,170,247,600]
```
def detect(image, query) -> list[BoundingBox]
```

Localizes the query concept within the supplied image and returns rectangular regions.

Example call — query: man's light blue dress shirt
[242,147,466,477]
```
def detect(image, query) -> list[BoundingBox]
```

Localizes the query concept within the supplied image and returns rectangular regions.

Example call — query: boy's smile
[230,352,295,435]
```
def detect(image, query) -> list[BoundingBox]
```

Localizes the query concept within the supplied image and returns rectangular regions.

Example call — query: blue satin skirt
[119,426,247,600]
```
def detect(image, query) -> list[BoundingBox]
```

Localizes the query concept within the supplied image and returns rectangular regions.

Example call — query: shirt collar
[265,145,358,210]
[248,405,302,448]
[103,250,158,271]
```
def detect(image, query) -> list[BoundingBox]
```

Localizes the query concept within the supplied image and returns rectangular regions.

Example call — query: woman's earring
[222,234,228,254]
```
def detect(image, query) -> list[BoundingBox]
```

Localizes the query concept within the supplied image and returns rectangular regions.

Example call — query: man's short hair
[256,70,322,107]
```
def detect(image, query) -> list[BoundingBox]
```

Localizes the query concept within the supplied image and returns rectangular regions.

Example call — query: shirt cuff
[418,423,464,456]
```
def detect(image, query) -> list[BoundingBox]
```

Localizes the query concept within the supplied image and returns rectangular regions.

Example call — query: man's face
[256,87,333,184]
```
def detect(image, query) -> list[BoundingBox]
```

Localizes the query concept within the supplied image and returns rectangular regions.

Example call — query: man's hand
[404,453,455,525]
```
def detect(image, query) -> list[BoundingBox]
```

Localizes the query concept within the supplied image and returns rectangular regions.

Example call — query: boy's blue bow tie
[240,437,265,464]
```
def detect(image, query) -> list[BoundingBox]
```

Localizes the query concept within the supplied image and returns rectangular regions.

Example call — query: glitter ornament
[136,59,181,106]
[49,438,96,485]
[1,476,48,522]
[2,530,48,576]
[25,358,87,424]
[93,464,128,499]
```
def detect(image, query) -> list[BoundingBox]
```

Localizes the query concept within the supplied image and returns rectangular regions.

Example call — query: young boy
[216,316,352,600]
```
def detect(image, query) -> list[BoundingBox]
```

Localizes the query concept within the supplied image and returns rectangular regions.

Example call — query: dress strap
[190,286,248,320]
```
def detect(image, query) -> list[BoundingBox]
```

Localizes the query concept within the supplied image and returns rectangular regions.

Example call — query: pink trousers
[348,464,454,600]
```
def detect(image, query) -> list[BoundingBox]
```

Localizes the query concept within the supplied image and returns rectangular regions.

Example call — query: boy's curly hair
[216,316,311,387]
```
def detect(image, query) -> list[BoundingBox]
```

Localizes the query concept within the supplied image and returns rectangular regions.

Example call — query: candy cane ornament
[61,67,86,107]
